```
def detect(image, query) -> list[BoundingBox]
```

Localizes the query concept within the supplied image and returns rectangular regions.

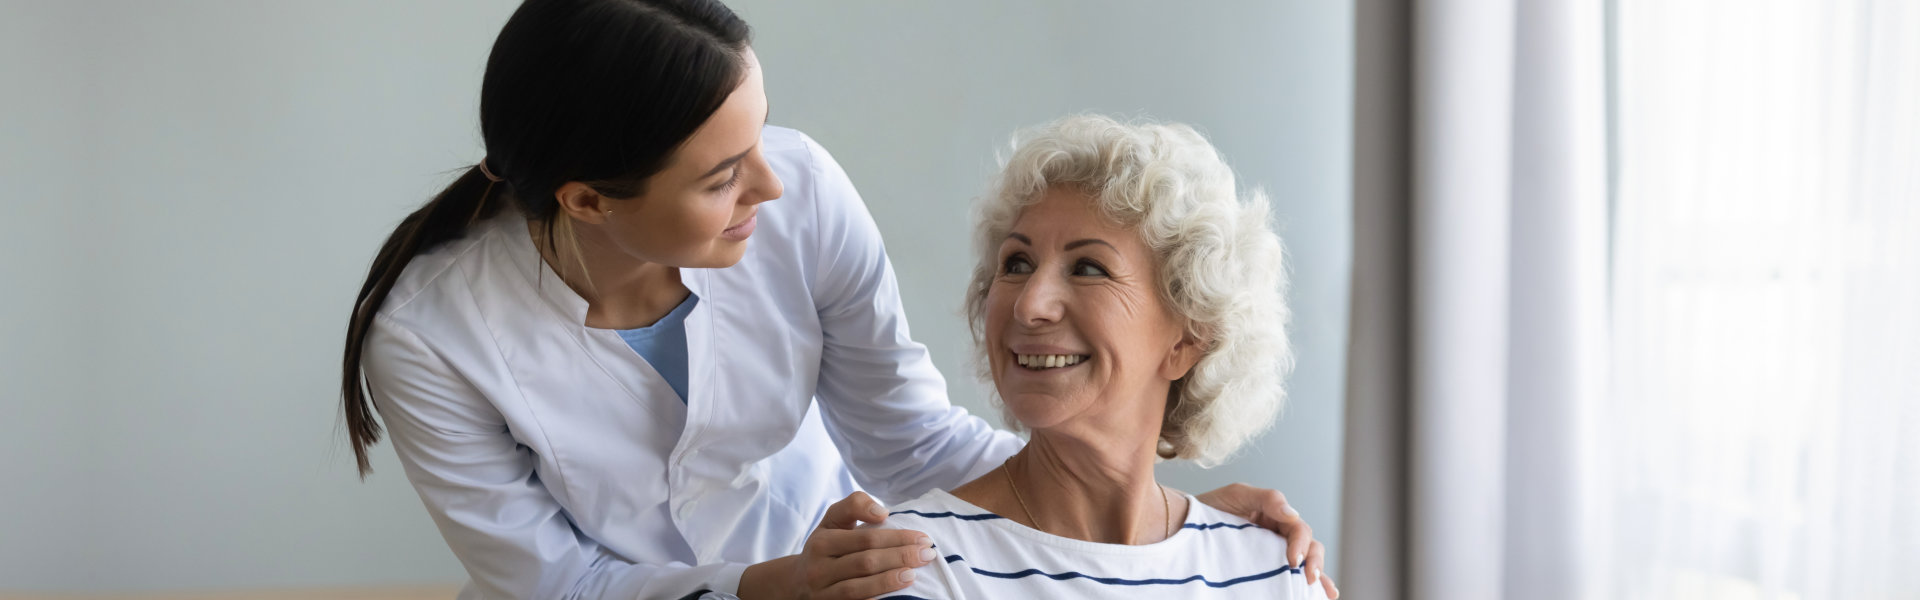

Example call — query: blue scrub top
[615,293,697,403]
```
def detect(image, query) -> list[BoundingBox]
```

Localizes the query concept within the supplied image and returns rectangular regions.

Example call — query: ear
[554,181,615,225]
[1158,329,1207,381]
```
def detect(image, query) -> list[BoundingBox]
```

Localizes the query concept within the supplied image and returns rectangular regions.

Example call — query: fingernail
[899,569,917,583]
[1313,567,1321,583]
[1284,505,1300,517]
[918,536,932,547]
[919,547,936,562]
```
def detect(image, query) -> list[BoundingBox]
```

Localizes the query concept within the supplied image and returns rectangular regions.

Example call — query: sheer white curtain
[1599,0,1920,598]
[1345,1,1916,599]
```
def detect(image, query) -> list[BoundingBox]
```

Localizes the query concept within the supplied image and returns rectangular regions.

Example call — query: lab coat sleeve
[363,315,749,600]
[799,135,1023,503]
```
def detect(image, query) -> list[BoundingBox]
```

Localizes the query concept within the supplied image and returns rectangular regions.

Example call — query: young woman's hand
[738,491,936,600]
[1197,483,1340,599]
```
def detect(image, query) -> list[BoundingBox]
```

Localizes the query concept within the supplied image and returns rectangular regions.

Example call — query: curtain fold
[1337,0,1412,595]
[1340,1,1606,598]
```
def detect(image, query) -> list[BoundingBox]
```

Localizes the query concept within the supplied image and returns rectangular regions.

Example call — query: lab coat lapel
[681,268,714,438]
[501,214,688,423]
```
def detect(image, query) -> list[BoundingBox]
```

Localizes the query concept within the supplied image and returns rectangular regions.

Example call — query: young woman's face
[588,48,782,268]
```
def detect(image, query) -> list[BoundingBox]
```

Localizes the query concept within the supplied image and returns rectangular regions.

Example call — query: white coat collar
[484,210,712,328]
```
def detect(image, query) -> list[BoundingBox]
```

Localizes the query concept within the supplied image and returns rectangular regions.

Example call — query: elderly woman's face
[985,186,1202,434]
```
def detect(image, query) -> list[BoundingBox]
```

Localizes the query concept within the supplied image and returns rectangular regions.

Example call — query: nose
[742,146,783,205]
[1012,266,1067,327]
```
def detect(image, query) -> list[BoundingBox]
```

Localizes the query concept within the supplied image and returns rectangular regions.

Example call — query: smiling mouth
[1013,353,1091,370]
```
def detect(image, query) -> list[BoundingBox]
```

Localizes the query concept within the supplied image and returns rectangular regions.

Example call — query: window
[1604,1,1920,598]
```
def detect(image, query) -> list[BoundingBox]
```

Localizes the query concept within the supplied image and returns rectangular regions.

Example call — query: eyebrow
[1064,239,1117,252]
[697,104,774,180]
[1004,233,1117,253]
[699,149,750,180]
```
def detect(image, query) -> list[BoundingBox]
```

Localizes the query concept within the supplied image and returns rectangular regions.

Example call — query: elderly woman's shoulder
[864,489,1004,536]
[1179,495,1293,552]
[1177,498,1330,597]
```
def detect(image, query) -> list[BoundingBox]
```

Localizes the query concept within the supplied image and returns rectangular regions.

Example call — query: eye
[1002,254,1034,275]
[710,167,743,192]
[1071,259,1109,277]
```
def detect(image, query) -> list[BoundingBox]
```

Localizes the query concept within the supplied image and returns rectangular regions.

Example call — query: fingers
[1266,490,1301,522]
[816,491,888,531]
[814,543,937,589]
[1302,539,1326,584]
[1282,519,1313,568]
[1318,572,1340,599]
[806,527,932,558]
[817,566,919,600]
[1244,489,1308,567]
[799,534,936,597]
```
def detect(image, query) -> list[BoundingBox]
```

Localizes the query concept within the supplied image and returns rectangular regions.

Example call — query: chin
[691,242,750,269]
[999,393,1077,430]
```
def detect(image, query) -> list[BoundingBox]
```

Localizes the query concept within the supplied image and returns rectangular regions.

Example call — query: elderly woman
[871,115,1334,599]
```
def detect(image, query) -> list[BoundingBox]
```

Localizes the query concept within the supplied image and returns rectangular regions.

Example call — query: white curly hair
[964,114,1293,468]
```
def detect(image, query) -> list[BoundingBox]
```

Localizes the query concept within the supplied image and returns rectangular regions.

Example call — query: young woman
[339,1,1330,599]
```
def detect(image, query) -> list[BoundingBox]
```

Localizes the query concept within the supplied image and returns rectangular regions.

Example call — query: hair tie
[478,158,506,183]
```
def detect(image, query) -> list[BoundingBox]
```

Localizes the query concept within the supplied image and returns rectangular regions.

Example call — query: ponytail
[341,165,501,478]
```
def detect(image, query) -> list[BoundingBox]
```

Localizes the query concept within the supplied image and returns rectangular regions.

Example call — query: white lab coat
[362,126,1021,600]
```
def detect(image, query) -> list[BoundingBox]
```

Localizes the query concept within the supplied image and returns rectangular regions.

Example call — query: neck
[1004,431,1173,545]
[529,219,687,329]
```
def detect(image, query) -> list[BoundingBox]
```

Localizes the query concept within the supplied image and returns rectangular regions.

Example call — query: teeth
[1015,354,1087,370]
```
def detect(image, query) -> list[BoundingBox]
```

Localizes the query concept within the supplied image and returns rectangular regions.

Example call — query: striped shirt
[870,488,1330,599]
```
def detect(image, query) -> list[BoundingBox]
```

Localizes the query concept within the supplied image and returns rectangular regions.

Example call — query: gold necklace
[1003,464,1174,544]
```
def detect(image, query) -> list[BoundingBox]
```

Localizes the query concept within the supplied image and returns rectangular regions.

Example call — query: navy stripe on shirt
[891,505,1299,591]
[1183,521,1261,531]
[895,508,1259,533]
[888,509,1008,521]
[940,550,1300,588]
